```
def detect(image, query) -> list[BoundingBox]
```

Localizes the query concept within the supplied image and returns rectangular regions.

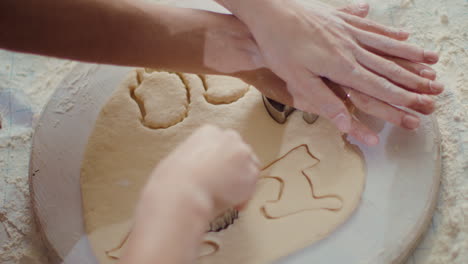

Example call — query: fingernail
[420,69,436,79]
[333,113,351,133]
[424,50,439,63]
[418,94,433,105]
[398,30,410,39]
[429,81,444,93]
[403,115,420,130]
[365,134,379,145]
[359,3,368,10]
[418,95,435,113]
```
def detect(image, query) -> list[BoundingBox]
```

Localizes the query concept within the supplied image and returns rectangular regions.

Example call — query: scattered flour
[0,51,75,263]
[0,0,466,263]
[383,0,468,262]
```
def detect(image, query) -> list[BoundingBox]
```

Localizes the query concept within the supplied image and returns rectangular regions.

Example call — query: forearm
[119,183,212,264]
[0,0,261,74]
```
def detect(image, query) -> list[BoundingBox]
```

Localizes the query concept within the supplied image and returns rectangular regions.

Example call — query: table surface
[0,0,467,263]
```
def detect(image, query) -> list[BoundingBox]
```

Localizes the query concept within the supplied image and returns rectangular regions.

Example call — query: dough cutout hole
[132,71,189,129]
[260,145,343,219]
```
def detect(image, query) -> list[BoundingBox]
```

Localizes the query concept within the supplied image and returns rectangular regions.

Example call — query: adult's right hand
[237,53,439,145]
[219,0,443,137]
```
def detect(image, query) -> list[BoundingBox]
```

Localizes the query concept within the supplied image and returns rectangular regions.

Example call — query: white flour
[385,0,468,263]
[0,0,466,263]
[0,52,76,263]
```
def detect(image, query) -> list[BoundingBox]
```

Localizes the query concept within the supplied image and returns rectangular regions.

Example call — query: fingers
[343,87,421,130]
[223,129,261,166]
[334,65,435,114]
[339,12,409,40]
[352,28,439,64]
[355,49,444,94]
[292,75,352,133]
[386,56,437,80]
[236,68,294,107]
[337,2,369,18]
[348,118,379,146]
[196,125,260,167]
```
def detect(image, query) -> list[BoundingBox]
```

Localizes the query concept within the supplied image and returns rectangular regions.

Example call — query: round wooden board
[30,62,441,264]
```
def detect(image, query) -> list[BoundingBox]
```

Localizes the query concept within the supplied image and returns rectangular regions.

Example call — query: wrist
[219,0,287,25]
[143,5,264,73]
[139,173,215,221]
[124,180,213,264]
[200,12,265,73]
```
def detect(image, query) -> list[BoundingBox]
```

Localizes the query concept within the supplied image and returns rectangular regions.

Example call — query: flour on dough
[200,75,249,104]
[81,69,366,264]
[134,71,188,129]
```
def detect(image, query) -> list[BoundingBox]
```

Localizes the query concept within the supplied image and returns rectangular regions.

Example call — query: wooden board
[29,62,441,264]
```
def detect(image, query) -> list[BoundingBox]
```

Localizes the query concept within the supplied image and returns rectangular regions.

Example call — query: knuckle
[379,37,397,50]
[396,112,407,127]
[342,38,360,53]
[379,78,395,92]
[339,57,358,75]
[407,94,423,108]
[372,75,395,95]
[364,20,377,30]
[388,62,404,76]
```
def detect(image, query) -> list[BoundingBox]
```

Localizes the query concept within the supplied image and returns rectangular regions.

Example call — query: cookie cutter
[262,96,319,124]
[208,208,239,232]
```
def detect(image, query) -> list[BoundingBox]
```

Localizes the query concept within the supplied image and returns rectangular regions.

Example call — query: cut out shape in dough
[133,72,189,129]
[105,229,130,260]
[200,75,249,104]
[199,145,343,255]
[260,145,342,219]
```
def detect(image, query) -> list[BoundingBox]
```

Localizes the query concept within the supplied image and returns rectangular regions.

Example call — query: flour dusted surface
[0,0,466,263]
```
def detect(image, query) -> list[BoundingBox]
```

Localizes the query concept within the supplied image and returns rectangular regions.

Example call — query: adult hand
[237,54,438,145]
[218,0,443,134]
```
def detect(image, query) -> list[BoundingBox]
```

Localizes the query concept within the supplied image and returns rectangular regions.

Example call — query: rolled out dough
[80,69,366,264]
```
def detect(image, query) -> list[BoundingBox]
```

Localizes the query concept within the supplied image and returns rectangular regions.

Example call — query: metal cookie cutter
[302,111,319,124]
[208,208,239,232]
[262,96,319,124]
